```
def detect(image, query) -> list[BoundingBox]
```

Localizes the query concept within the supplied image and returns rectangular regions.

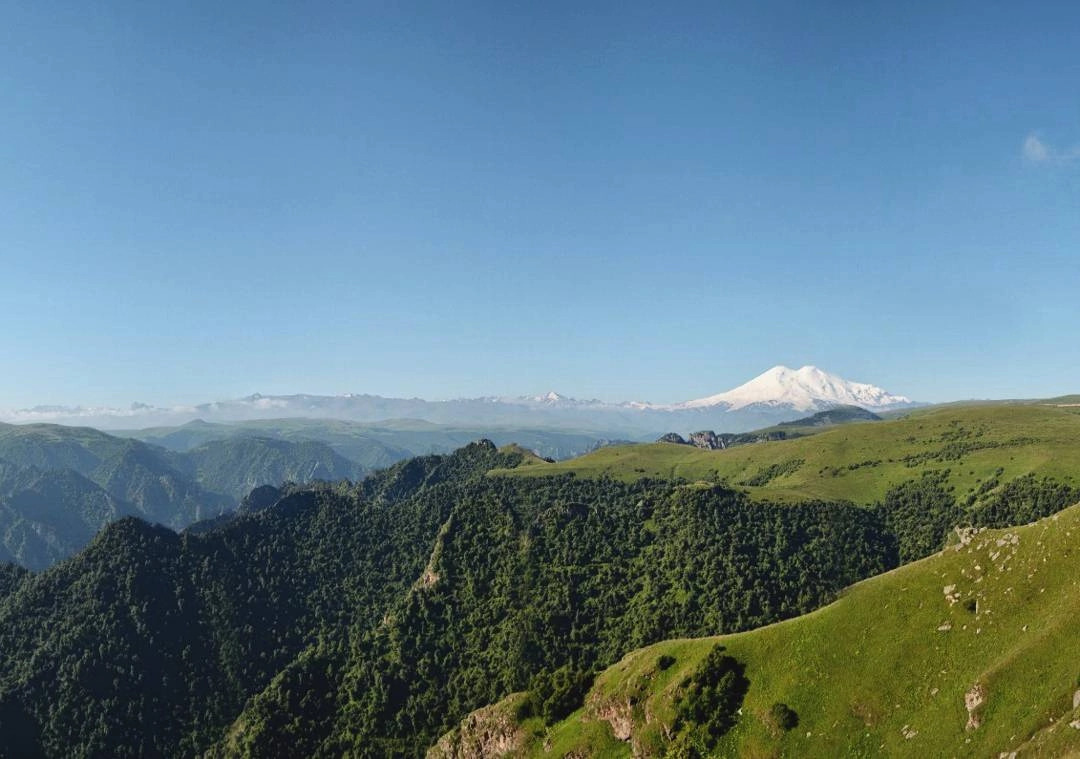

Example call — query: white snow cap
[675,365,913,411]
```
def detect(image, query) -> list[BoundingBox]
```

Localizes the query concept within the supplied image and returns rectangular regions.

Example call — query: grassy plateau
[491,403,1080,506]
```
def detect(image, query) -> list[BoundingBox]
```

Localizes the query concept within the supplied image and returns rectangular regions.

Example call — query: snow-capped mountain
[670,365,913,412]
[509,391,606,407]
[0,366,919,435]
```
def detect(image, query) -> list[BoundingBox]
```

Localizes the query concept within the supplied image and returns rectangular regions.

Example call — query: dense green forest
[0,441,894,757]
[0,432,1076,757]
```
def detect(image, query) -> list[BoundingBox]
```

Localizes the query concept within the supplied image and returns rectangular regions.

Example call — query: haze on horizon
[2,1,1078,410]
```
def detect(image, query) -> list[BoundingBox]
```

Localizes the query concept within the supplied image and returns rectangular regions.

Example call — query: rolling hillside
[438,501,1080,757]
[493,404,1080,506]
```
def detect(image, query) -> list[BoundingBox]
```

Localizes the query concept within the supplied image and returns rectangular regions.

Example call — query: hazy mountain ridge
[120,417,612,463]
[0,423,232,526]
[0,424,373,568]
[0,462,132,570]
[1,366,921,435]
[167,437,365,501]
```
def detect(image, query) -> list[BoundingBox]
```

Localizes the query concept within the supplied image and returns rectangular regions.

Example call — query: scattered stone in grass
[965,684,986,731]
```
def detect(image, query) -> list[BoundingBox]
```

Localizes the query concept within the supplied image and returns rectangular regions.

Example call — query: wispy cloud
[1022,132,1080,164]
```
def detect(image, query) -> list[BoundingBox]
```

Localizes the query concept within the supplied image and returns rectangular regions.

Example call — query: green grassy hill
[492,404,1080,505]
[434,500,1080,758]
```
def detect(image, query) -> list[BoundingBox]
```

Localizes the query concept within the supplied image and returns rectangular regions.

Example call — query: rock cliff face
[657,430,790,451]
[688,431,724,450]
[427,694,529,759]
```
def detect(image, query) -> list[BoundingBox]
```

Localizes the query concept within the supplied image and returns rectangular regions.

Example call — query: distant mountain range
[0,422,370,569]
[0,366,920,435]
[0,419,621,569]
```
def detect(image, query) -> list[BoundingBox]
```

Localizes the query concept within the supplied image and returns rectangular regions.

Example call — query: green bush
[527,665,594,724]
[769,702,799,731]
[672,645,749,747]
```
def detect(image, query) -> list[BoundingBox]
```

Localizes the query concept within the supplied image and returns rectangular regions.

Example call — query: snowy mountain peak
[675,365,914,412]
[510,391,595,407]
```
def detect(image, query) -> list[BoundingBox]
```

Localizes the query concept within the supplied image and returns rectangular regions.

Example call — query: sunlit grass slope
[435,502,1080,758]
[491,404,1080,505]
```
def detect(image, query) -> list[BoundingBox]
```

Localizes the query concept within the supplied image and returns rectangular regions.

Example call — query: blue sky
[1,1,1078,408]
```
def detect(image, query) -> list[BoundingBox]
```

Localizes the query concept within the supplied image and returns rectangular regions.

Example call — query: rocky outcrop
[689,431,724,450]
[658,430,789,451]
[965,683,986,730]
[427,694,528,759]
[590,697,634,741]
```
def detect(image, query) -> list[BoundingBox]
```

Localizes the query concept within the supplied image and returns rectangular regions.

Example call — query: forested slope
[446,502,1080,757]
[0,443,897,758]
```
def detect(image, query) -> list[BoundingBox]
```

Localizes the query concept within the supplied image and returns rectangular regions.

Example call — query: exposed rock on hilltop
[657,429,789,450]
[689,430,724,450]
[427,693,529,759]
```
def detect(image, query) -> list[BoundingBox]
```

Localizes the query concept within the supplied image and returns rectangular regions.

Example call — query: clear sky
[2,1,1078,408]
